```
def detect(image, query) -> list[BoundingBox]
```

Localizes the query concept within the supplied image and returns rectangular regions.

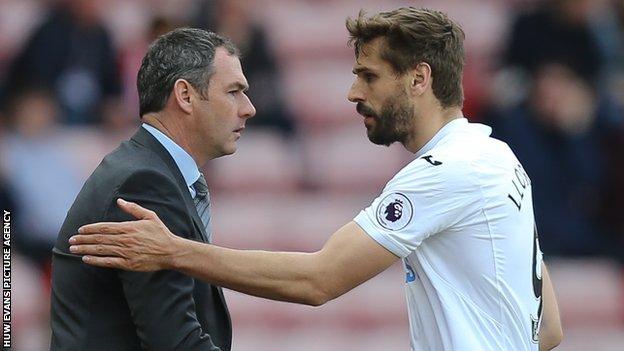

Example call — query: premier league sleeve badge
[376,192,413,231]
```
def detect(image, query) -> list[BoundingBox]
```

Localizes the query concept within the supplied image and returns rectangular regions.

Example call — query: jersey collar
[415,117,492,158]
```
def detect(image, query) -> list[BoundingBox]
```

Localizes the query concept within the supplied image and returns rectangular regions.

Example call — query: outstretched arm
[70,199,399,306]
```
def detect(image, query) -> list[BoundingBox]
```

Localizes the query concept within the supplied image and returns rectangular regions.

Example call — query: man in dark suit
[50,28,256,350]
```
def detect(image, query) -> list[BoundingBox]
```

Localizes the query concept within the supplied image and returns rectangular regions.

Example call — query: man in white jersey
[68,7,563,350]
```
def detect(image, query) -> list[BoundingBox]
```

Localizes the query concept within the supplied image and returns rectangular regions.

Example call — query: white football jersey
[354,118,543,351]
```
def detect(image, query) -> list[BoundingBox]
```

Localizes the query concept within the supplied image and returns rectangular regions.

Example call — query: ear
[172,79,194,114]
[408,62,432,97]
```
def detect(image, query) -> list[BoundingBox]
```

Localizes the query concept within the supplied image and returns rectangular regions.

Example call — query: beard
[357,91,414,146]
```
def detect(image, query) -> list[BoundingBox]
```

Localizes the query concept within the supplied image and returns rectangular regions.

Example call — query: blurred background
[0,0,623,350]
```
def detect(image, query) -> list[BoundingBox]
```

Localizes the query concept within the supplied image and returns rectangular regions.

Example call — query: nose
[240,93,256,119]
[347,80,364,103]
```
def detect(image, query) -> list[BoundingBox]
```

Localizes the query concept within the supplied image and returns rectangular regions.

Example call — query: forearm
[170,237,328,305]
[539,263,563,350]
[74,216,396,307]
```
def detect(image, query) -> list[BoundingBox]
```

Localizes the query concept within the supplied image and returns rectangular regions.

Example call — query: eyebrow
[352,67,375,75]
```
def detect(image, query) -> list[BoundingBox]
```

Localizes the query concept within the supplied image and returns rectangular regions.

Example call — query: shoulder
[78,141,185,210]
[100,155,193,235]
[97,140,178,187]
[116,168,179,193]
[384,130,515,196]
[385,150,477,196]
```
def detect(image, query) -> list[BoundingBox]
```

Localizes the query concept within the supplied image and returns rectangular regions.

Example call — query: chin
[366,129,382,145]
[222,144,237,156]
[367,131,396,147]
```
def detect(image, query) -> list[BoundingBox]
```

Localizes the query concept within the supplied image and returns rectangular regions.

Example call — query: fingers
[69,234,122,245]
[76,200,161,237]
[82,255,130,270]
[78,222,128,235]
[117,198,157,220]
[70,243,125,257]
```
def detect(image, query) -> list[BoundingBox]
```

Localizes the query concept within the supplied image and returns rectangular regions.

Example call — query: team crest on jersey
[376,193,413,231]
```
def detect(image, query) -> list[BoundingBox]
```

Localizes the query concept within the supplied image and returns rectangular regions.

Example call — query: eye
[364,73,377,83]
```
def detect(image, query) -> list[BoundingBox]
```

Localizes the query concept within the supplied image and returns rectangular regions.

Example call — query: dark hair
[346,7,465,108]
[137,28,239,116]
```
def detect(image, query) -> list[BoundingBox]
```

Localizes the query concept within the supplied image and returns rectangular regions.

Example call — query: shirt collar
[142,123,201,198]
[415,117,492,158]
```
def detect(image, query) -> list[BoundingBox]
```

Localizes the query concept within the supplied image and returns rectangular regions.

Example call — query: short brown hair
[138,28,239,117]
[346,7,465,108]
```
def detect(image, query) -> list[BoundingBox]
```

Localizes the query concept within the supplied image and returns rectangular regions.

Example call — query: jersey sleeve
[354,156,481,258]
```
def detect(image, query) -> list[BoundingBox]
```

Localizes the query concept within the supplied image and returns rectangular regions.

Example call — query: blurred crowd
[486,0,624,259]
[0,0,623,349]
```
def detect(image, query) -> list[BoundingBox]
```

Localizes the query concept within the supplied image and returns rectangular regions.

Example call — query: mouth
[358,109,377,126]
[356,103,377,120]
[233,126,245,138]
[355,102,375,117]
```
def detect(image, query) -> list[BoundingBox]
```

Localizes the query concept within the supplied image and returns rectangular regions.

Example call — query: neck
[403,106,463,153]
[142,113,207,166]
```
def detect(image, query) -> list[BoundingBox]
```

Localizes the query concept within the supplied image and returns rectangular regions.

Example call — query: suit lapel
[130,127,230,347]
[130,128,209,243]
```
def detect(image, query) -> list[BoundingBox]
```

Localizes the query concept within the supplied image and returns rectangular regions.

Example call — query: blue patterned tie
[193,174,212,243]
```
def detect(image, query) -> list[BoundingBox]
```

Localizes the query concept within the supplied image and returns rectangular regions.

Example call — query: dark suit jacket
[50,128,231,351]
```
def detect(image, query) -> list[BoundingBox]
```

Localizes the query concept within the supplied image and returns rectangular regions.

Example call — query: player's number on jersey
[531,226,543,343]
